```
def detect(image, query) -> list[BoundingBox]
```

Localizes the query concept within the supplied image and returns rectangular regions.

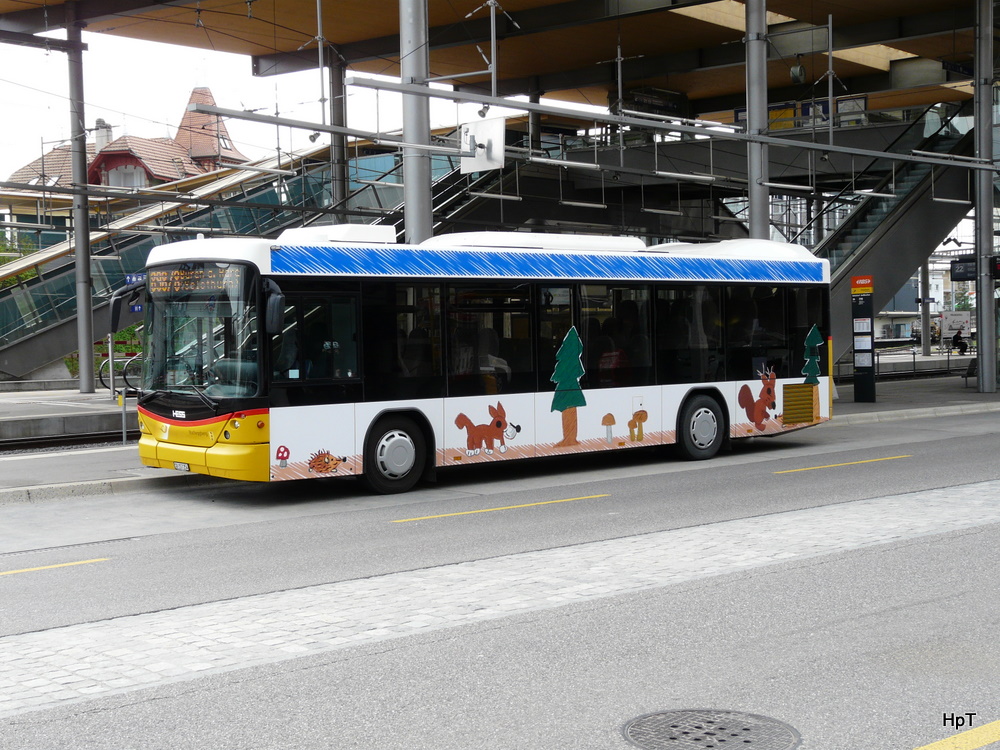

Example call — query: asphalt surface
[1,371,998,501]
[1,373,1000,749]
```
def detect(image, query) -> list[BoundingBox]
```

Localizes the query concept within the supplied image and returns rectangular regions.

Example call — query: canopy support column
[975,0,996,392]
[399,0,433,243]
[745,0,770,240]
[329,58,348,220]
[67,2,93,393]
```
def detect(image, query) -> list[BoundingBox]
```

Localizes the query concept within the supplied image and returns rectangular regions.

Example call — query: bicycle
[98,354,144,393]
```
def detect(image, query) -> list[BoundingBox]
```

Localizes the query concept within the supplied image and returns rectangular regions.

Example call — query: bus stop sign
[851,275,875,402]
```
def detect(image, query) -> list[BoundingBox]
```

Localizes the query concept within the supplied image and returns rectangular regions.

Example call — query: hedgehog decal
[307,450,348,474]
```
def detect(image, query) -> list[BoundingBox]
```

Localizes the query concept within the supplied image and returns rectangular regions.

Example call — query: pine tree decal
[551,326,587,446]
[802,324,823,385]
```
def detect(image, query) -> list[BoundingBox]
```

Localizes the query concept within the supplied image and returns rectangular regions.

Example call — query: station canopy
[0,1,980,119]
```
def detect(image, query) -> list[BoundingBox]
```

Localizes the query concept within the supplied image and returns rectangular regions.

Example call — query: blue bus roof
[270,242,828,285]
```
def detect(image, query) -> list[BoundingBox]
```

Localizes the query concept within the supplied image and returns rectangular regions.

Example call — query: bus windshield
[142,261,260,399]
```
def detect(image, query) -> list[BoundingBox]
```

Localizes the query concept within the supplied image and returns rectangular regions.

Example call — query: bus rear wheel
[677,395,724,460]
[365,416,426,494]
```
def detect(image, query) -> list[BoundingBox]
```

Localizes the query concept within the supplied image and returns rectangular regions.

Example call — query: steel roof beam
[478,9,976,98]
[253,0,715,76]
[0,29,86,52]
[0,1,192,34]
[347,75,1000,174]
[254,5,975,95]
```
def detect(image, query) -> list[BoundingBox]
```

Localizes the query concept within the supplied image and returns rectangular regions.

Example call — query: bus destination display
[148,266,230,296]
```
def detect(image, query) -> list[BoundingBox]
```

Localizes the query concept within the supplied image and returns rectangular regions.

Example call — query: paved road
[3,479,1000,718]
[2,396,1000,748]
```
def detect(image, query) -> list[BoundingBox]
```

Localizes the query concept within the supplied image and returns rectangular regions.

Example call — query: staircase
[805,104,977,360]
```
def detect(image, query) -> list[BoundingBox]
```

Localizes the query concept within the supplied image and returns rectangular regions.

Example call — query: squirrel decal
[455,402,521,456]
[738,367,776,430]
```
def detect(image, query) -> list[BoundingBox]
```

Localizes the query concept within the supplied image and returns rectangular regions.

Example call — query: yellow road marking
[393,494,610,523]
[914,720,1000,749]
[775,455,912,474]
[0,558,109,577]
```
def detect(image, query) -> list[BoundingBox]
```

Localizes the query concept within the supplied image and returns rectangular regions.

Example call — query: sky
[0,29,524,181]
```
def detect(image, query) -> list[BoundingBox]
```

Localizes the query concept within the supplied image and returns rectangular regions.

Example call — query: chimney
[94,118,113,151]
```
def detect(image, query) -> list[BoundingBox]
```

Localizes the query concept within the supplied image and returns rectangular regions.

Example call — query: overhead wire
[0,3,333,162]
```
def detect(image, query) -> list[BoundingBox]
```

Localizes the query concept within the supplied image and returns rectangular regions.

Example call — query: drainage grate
[623,709,801,750]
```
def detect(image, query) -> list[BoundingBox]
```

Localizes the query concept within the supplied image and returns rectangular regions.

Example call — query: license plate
[173,461,190,472]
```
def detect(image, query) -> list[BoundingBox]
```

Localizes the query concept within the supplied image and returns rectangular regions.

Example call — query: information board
[851,275,876,402]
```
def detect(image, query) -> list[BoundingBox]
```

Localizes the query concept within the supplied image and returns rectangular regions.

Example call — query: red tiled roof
[7,144,96,186]
[6,87,248,185]
[89,135,203,182]
[174,87,248,165]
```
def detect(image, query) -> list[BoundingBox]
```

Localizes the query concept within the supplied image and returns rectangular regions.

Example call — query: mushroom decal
[602,413,616,443]
[630,410,648,441]
[276,445,290,468]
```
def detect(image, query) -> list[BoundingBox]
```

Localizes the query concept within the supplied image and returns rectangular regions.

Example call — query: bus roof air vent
[420,232,646,253]
[277,225,396,246]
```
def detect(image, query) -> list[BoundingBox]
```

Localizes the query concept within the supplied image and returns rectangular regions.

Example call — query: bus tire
[364,416,426,494]
[677,395,724,460]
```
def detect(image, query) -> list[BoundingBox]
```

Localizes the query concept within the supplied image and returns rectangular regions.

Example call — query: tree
[550,326,587,446]
[0,234,37,290]
[955,289,974,312]
[801,324,824,385]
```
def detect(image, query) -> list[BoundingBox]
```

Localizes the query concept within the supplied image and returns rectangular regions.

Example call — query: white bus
[132,225,831,493]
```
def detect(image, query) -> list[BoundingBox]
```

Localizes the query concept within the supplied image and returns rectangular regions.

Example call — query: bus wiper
[185,384,220,412]
[138,389,169,407]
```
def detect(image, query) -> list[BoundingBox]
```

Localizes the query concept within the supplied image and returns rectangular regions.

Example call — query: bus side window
[361,283,444,400]
[657,285,723,384]
[272,296,360,381]
[754,287,789,377]
[272,305,301,379]
[448,283,532,396]
[725,286,787,380]
[788,286,828,374]
[538,286,572,391]
[580,284,651,388]
[326,298,359,378]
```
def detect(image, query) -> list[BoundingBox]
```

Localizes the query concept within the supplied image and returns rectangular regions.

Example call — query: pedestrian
[952,329,968,355]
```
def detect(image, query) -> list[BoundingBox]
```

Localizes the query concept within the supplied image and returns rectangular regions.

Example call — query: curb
[0,473,226,506]
[831,400,1000,425]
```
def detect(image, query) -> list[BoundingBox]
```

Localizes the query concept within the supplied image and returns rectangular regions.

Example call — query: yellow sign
[851,275,874,294]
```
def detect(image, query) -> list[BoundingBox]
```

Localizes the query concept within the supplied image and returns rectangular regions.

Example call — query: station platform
[0,388,136,444]
[0,356,997,504]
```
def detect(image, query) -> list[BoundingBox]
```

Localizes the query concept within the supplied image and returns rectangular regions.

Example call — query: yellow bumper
[138,407,271,482]
[139,437,270,482]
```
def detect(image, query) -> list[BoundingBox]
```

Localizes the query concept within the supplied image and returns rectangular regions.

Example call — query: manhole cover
[623,709,801,750]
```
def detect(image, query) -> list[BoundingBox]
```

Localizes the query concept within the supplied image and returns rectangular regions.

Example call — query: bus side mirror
[110,296,125,333]
[263,280,285,335]
[109,279,146,332]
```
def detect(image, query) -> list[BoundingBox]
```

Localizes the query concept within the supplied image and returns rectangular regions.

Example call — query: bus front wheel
[677,395,724,460]
[364,416,426,494]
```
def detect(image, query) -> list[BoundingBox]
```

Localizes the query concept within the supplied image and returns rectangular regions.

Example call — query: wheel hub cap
[690,407,718,449]
[376,430,415,478]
